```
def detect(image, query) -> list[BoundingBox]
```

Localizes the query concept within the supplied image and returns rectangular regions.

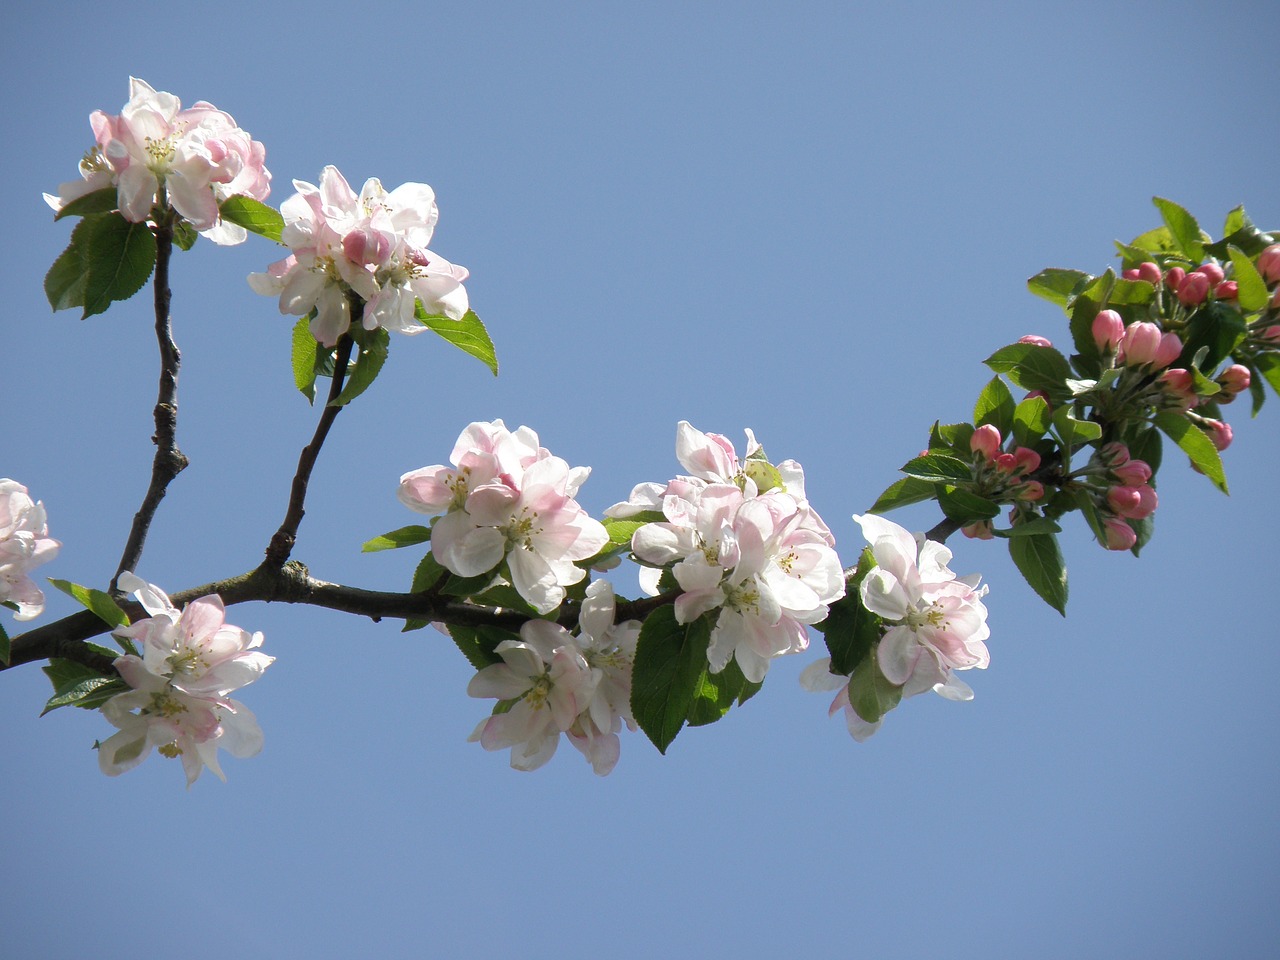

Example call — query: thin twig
[263,333,355,567]
[109,216,188,595]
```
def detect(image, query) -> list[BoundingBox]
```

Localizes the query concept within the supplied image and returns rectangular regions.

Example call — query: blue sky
[3,2,1278,957]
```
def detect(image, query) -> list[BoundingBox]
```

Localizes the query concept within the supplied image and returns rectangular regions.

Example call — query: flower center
[904,602,947,632]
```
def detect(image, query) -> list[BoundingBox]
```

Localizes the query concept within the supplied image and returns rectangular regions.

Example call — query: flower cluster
[467,582,639,774]
[610,422,844,683]
[399,420,608,614]
[248,165,469,346]
[961,424,1044,540]
[44,77,270,245]
[0,480,60,621]
[97,574,273,785]
[802,514,990,740]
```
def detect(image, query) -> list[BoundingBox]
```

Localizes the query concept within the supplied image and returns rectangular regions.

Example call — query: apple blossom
[854,514,990,689]
[44,78,270,244]
[0,480,61,621]
[248,165,468,346]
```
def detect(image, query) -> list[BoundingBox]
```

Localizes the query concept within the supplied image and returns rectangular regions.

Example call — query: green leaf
[631,606,713,753]
[171,219,199,251]
[80,214,157,319]
[937,486,1000,524]
[329,328,390,407]
[291,316,319,403]
[218,195,284,242]
[899,454,972,484]
[401,552,447,633]
[816,548,881,675]
[930,422,974,452]
[446,624,516,670]
[417,307,498,376]
[1051,406,1102,447]
[48,578,130,629]
[1228,245,1268,313]
[1256,353,1280,400]
[40,658,118,715]
[1106,278,1157,306]
[601,517,647,547]
[1153,412,1227,493]
[53,186,119,221]
[1205,206,1273,260]
[1009,532,1068,615]
[1126,423,1163,475]
[42,677,129,716]
[1181,301,1247,371]
[1153,197,1205,263]
[1012,395,1051,446]
[984,343,1074,402]
[0,621,9,667]
[361,525,432,552]
[993,517,1062,538]
[1249,363,1267,416]
[686,657,752,727]
[868,476,938,514]
[1027,268,1090,309]
[974,376,1016,436]
[44,230,90,313]
[846,651,903,724]
[1127,225,1183,260]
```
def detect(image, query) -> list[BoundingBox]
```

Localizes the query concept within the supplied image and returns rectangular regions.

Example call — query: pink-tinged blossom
[248,166,468,346]
[1117,322,1181,370]
[467,621,598,772]
[399,421,606,614]
[44,78,270,245]
[854,514,990,689]
[0,480,61,621]
[112,572,273,700]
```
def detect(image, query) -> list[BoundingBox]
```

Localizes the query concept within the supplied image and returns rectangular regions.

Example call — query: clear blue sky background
[3,2,1278,957]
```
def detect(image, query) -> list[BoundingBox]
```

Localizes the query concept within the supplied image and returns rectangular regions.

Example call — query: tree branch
[263,332,356,567]
[109,216,188,594]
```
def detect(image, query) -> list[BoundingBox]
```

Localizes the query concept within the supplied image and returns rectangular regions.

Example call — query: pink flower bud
[1092,309,1125,352]
[1099,442,1130,467]
[1137,262,1163,285]
[1103,517,1137,551]
[1153,332,1182,370]
[1158,368,1197,411]
[342,227,392,267]
[1257,244,1280,285]
[1016,480,1045,502]
[1217,364,1251,401]
[1018,335,1053,348]
[1203,418,1233,451]
[1177,271,1211,306]
[1194,263,1225,286]
[1117,321,1163,367]
[1013,447,1041,475]
[1214,280,1238,301]
[1261,324,1280,344]
[1107,484,1157,520]
[962,521,994,541]
[1112,459,1152,486]
[1165,266,1186,291]
[970,424,1002,460]
[1123,269,1141,280]
[994,452,1018,473]
[1272,288,1280,310]
[1024,389,1053,412]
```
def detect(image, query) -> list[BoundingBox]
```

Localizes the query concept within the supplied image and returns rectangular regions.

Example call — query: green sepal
[45,213,157,319]
[974,376,1016,436]
[899,454,972,484]
[631,606,713,753]
[171,219,199,251]
[868,476,938,514]
[1153,197,1206,263]
[814,547,880,676]
[417,306,499,376]
[1008,532,1068,615]
[48,579,130,630]
[361,525,432,552]
[984,342,1074,403]
[329,328,389,407]
[1153,412,1227,493]
[53,187,119,221]
[846,648,902,724]
[218,195,284,242]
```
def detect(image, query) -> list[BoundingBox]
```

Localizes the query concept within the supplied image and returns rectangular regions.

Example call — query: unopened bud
[1013,447,1041,475]
[1107,484,1157,520]
[1158,368,1197,411]
[1258,244,1280,285]
[1203,418,1233,451]
[1165,266,1186,291]
[1092,309,1125,352]
[1117,321,1162,367]
[1177,271,1211,306]
[1112,459,1152,486]
[1214,280,1238,301]
[1137,262,1163,285]
[1261,324,1280,344]
[1018,335,1053,347]
[1099,442,1130,467]
[1123,269,1141,280]
[994,452,1018,473]
[1103,517,1137,551]
[962,521,995,541]
[1195,262,1226,286]
[1153,332,1182,369]
[1217,364,1251,402]
[1016,480,1045,502]
[1024,389,1054,412]
[970,424,1002,461]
